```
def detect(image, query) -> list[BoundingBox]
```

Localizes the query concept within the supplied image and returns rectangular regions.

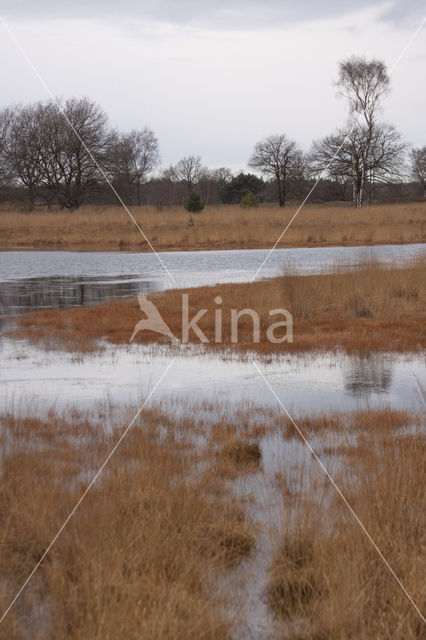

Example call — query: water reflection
[1,243,425,319]
[0,340,423,414]
[1,242,425,322]
[0,275,159,317]
[344,355,393,395]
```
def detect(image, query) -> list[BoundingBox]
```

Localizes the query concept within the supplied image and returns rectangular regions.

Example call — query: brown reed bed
[268,424,426,639]
[12,258,426,354]
[0,407,255,639]
[220,439,262,467]
[1,201,425,252]
[0,401,423,639]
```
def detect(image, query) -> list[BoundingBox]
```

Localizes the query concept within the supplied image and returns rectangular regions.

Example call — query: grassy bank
[1,202,425,251]
[13,258,426,354]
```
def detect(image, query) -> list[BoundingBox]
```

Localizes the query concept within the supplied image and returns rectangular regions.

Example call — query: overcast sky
[0,1,424,171]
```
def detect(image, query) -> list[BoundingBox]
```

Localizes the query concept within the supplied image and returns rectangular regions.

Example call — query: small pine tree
[240,191,259,208]
[185,192,204,212]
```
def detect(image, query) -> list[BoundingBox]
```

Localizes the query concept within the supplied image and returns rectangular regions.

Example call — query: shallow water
[3,334,423,638]
[1,243,425,316]
[1,243,424,414]
[1,339,424,416]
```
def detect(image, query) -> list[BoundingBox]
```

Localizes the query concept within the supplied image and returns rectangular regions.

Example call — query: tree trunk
[28,189,35,211]
[351,150,363,207]
[278,181,284,207]
[358,163,365,208]
[352,172,358,207]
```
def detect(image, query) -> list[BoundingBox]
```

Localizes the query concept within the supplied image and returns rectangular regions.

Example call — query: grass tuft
[220,439,262,466]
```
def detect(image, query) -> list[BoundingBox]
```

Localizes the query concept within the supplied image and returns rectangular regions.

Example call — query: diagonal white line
[0,357,176,626]
[250,358,426,625]
[250,15,426,283]
[250,175,331,282]
[0,16,177,286]
[388,16,426,74]
[0,14,179,628]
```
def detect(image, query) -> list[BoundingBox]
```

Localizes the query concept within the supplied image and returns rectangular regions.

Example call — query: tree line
[0,56,425,210]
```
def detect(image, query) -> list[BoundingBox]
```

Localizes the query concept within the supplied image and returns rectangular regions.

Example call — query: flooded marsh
[0,243,425,638]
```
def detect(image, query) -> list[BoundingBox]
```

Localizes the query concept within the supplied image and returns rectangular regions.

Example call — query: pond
[1,243,425,316]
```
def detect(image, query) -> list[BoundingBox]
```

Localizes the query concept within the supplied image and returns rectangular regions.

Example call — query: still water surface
[1,243,425,316]
[1,340,424,415]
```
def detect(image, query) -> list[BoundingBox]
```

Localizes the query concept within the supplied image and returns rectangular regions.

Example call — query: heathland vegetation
[0,402,424,638]
[0,407,253,638]
[1,202,425,251]
[267,408,425,639]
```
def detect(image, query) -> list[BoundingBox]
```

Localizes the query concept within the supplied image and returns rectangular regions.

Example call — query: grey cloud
[2,0,423,27]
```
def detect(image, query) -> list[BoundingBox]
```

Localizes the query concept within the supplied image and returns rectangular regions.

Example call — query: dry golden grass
[0,408,254,639]
[215,439,263,479]
[0,401,423,638]
[13,258,426,354]
[1,201,425,251]
[220,439,262,466]
[269,425,426,639]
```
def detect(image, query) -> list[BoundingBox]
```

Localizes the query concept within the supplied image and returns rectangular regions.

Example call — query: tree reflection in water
[344,355,393,395]
[0,275,159,317]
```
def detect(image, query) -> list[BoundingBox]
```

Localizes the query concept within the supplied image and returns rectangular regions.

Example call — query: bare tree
[197,168,213,204]
[288,151,308,200]
[248,134,302,206]
[207,167,233,204]
[211,167,233,185]
[0,107,17,201]
[2,98,111,209]
[158,167,179,206]
[2,103,49,209]
[310,122,406,202]
[110,128,160,205]
[410,146,426,198]
[336,56,390,206]
[173,155,204,195]
[50,97,111,209]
